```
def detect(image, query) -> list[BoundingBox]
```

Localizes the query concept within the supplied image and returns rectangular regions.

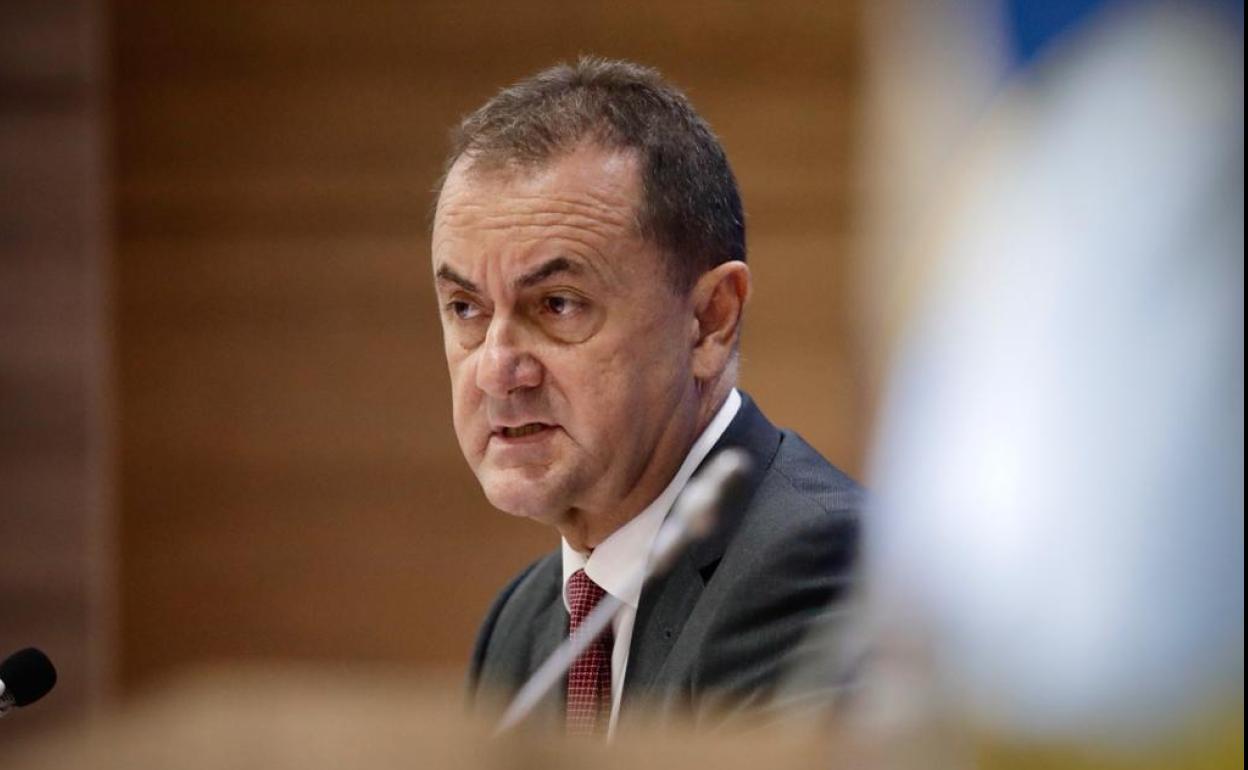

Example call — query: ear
[690,260,751,381]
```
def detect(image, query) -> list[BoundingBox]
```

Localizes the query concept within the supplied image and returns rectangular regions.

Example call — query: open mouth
[498,423,552,439]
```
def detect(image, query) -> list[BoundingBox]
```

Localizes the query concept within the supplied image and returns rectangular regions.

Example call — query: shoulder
[746,429,863,563]
[697,394,863,591]
[769,429,864,516]
[721,428,861,588]
[763,426,863,516]
[719,428,862,571]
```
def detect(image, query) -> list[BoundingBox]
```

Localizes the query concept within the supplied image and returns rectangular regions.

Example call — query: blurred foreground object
[866,0,1243,761]
[7,666,857,770]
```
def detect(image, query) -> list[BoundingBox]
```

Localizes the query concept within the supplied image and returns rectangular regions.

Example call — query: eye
[532,291,602,344]
[541,294,583,317]
[446,299,482,321]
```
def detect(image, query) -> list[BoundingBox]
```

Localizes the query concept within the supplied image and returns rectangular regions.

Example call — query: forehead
[432,144,644,257]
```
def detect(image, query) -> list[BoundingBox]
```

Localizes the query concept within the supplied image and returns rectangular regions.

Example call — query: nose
[475,315,543,397]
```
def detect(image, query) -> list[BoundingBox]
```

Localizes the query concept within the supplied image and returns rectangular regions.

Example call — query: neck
[693,374,733,438]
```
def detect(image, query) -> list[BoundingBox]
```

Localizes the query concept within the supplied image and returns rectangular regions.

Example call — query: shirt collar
[562,389,742,611]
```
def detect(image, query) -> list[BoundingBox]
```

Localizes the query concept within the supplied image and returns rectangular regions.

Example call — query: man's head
[431,58,750,549]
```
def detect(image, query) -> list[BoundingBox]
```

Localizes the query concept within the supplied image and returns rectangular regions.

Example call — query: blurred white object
[869,2,1244,741]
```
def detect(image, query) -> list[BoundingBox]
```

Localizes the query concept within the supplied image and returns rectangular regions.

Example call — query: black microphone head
[0,647,57,707]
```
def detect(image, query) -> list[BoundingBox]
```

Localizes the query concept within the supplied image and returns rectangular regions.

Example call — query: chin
[479,470,565,522]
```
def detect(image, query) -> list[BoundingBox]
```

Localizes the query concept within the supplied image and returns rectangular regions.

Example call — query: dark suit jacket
[467,393,862,730]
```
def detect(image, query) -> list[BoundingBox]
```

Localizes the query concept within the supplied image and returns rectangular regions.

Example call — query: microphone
[0,648,57,717]
[494,448,752,735]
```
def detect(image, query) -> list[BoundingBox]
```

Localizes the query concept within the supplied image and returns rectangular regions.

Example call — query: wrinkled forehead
[430,144,662,296]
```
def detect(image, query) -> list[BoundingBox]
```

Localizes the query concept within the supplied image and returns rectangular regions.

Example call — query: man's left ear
[690,260,751,380]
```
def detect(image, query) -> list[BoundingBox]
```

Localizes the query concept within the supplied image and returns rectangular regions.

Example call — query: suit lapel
[527,580,569,723]
[621,549,704,704]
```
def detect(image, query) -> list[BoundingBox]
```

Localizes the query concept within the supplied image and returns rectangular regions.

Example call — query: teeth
[503,423,546,438]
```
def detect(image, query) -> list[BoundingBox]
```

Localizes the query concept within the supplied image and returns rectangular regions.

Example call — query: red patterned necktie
[565,568,613,736]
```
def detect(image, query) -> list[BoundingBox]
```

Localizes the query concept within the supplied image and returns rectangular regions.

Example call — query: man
[431,57,861,736]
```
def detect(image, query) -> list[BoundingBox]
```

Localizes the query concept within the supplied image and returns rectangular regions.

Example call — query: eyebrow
[436,257,585,295]
[435,264,480,293]
[516,257,583,289]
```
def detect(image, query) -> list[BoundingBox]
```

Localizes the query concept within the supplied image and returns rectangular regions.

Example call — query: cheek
[584,315,691,423]
[555,345,643,435]
[446,354,483,435]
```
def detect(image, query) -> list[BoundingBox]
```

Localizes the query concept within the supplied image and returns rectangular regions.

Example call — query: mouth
[494,422,556,440]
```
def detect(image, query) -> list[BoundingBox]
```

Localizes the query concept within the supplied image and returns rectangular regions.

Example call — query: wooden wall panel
[112,1,865,688]
[0,0,112,740]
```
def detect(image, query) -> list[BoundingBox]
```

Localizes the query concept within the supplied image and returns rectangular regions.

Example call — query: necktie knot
[566,569,607,631]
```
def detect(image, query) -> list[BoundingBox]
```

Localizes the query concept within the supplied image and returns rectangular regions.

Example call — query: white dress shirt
[560,388,742,736]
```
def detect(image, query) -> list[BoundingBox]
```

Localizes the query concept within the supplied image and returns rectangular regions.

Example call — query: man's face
[431,144,700,535]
